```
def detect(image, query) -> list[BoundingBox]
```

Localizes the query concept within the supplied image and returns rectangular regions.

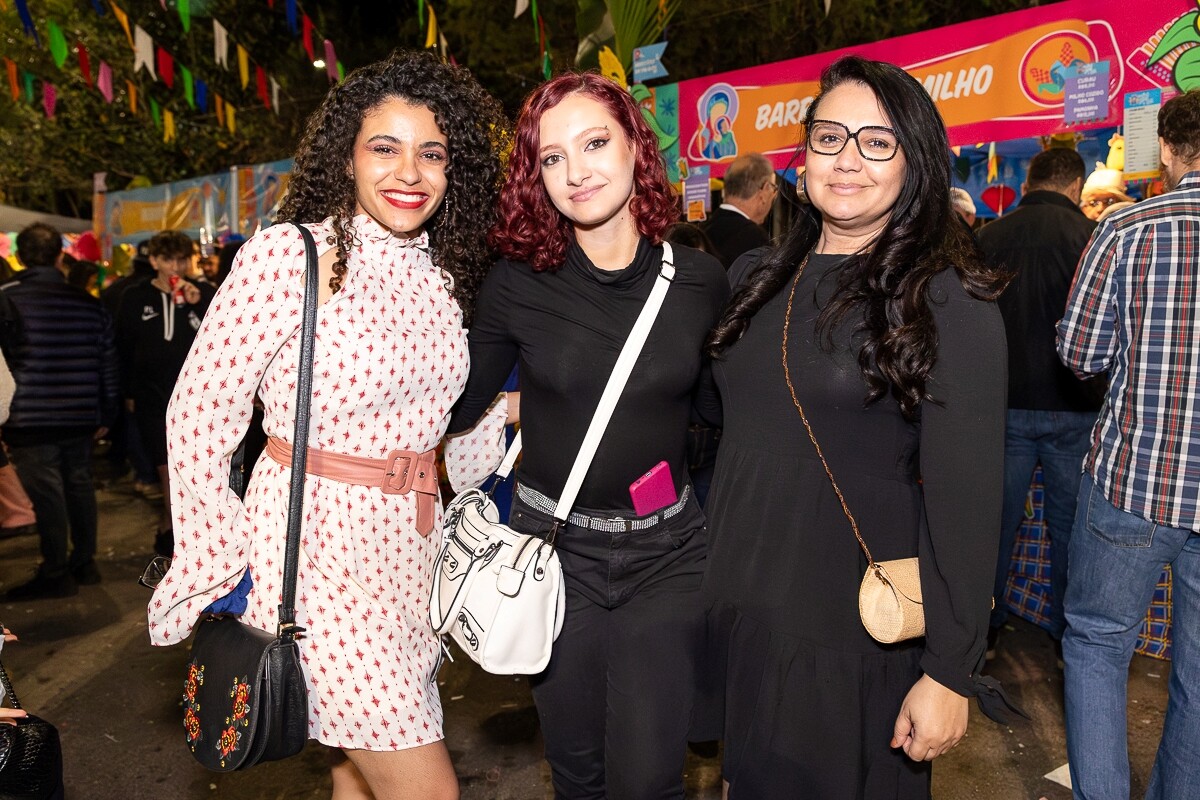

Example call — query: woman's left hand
[890,674,968,761]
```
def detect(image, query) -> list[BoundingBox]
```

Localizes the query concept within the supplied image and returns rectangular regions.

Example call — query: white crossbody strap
[494,242,676,523]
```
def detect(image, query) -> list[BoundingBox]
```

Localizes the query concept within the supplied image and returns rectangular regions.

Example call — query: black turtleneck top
[448,238,728,512]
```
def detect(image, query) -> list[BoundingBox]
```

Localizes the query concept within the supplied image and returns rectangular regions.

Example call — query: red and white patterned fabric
[147,215,506,750]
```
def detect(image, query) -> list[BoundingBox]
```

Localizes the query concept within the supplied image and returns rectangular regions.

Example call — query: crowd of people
[0,46,1196,800]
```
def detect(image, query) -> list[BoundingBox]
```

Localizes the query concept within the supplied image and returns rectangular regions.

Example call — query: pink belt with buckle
[265,437,440,537]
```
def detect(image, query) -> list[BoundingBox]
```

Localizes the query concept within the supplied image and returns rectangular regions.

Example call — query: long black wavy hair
[707,56,1006,419]
[278,49,509,325]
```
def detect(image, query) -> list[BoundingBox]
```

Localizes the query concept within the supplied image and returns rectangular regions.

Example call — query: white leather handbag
[430,244,677,674]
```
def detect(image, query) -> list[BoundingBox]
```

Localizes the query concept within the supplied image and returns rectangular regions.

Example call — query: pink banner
[661,0,1196,177]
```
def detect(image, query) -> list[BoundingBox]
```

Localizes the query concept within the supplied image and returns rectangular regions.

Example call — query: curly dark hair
[1159,88,1200,164]
[278,49,509,324]
[489,72,679,272]
[707,56,1007,420]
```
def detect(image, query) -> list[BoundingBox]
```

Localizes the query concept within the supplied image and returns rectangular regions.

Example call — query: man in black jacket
[1,223,119,599]
[977,148,1102,658]
[701,153,775,268]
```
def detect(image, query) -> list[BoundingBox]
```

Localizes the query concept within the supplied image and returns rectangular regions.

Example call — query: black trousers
[510,492,707,800]
[9,435,98,575]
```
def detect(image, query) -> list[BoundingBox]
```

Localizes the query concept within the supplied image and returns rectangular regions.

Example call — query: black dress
[704,253,1007,799]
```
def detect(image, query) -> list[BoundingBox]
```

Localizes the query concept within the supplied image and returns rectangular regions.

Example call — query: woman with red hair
[449,72,727,799]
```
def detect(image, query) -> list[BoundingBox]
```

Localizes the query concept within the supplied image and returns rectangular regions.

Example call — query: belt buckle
[383,451,415,494]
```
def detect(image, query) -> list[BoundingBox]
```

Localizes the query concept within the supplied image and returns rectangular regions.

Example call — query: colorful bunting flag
[195,79,207,112]
[43,82,56,118]
[417,0,425,28]
[15,0,38,45]
[181,65,193,108]
[22,70,33,103]
[226,103,236,135]
[425,6,438,49]
[98,61,113,102]
[134,26,156,79]
[286,0,298,35]
[213,20,229,69]
[515,0,529,17]
[337,61,344,82]
[78,42,93,88]
[215,93,224,126]
[5,58,18,101]
[91,0,106,15]
[177,0,190,32]
[150,96,160,128]
[126,79,137,113]
[270,76,279,113]
[986,141,998,183]
[237,45,249,89]
[163,109,176,142]
[48,22,70,69]
[112,2,133,49]
[302,15,315,61]
[324,40,337,82]
[256,65,269,109]
[156,47,175,89]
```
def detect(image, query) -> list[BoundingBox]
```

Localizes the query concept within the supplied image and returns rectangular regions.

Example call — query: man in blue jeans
[1057,89,1200,800]
[977,148,1102,658]
[0,223,119,600]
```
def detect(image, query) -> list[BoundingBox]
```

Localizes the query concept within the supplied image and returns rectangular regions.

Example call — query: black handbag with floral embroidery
[183,224,317,772]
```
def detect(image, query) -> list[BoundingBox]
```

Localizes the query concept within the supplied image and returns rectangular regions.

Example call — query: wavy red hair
[489,73,679,272]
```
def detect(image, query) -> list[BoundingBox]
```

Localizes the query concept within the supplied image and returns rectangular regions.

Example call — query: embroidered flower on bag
[231,678,251,723]
[218,725,241,761]
[182,659,205,751]
[184,707,201,743]
[184,663,204,702]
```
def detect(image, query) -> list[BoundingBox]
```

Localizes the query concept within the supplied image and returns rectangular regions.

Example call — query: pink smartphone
[629,461,678,516]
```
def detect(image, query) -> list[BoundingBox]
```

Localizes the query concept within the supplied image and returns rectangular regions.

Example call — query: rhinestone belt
[515,482,692,533]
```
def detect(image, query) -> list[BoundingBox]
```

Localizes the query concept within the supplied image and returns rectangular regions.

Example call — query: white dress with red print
[147,215,506,751]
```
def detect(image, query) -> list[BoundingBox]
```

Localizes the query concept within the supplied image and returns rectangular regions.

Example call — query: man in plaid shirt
[1056,89,1200,800]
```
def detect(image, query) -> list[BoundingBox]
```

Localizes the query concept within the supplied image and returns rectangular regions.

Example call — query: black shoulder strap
[277,223,319,636]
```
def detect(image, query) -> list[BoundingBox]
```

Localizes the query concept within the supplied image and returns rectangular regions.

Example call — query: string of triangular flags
[513,0,551,79]
[1,0,346,143]
[115,0,285,118]
[0,2,245,139]
[417,1,452,64]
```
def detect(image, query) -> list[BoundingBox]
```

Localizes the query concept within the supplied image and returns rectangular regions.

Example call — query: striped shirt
[1057,171,1200,532]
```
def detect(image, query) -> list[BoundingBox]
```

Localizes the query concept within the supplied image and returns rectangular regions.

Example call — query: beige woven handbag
[782,254,925,645]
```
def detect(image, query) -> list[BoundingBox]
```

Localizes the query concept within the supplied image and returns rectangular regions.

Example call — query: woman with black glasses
[703,56,1017,798]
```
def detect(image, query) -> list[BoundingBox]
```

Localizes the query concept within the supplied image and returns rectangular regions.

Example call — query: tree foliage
[0,0,336,216]
[1,0,1044,217]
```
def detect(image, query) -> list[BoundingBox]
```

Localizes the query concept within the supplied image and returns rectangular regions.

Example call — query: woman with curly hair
[448,73,727,799]
[703,56,1016,798]
[147,50,510,799]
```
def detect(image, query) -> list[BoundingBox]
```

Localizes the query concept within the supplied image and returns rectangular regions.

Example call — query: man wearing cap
[1058,88,1200,799]
[976,148,1101,662]
[1079,165,1133,221]
[949,187,977,229]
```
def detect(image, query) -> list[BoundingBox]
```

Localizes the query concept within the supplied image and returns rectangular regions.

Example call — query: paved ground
[0,457,1171,799]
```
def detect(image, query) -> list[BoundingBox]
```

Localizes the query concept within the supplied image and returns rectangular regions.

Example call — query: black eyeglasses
[807,120,900,162]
